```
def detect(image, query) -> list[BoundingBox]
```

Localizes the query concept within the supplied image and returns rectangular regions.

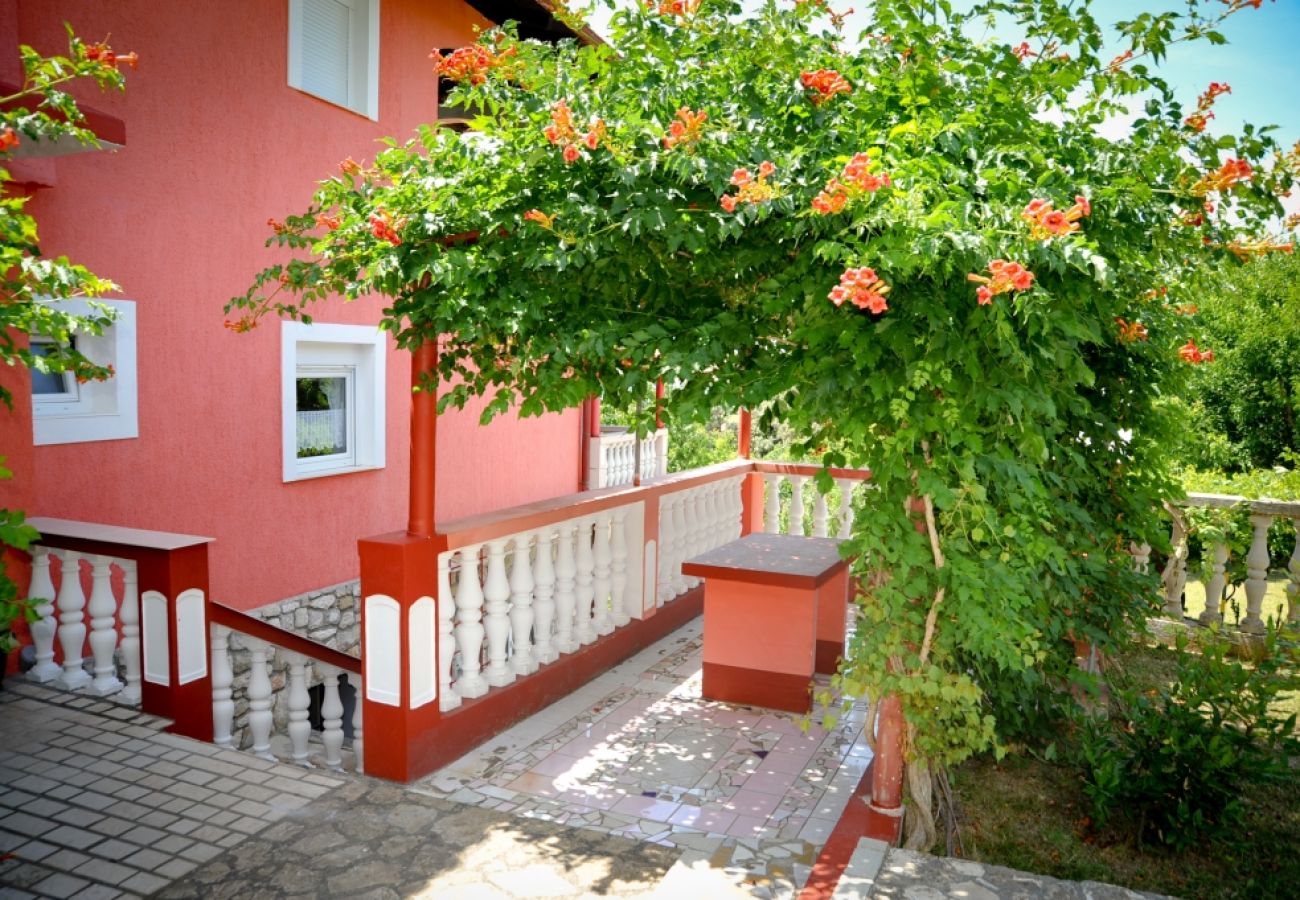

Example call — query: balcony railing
[587,427,669,488]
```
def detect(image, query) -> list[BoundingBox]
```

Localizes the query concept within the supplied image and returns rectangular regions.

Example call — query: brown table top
[681,533,848,589]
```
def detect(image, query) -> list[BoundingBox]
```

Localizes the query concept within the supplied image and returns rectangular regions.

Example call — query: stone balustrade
[1151,492,1300,633]
[21,518,215,738]
[752,462,872,539]
[209,613,364,774]
[588,427,669,488]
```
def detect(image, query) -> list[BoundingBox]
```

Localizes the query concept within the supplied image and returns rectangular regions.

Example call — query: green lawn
[1179,574,1293,629]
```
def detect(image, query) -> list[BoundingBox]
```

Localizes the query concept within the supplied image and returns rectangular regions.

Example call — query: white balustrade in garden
[589,428,670,488]
[1154,493,1300,633]
[208,623,364,773]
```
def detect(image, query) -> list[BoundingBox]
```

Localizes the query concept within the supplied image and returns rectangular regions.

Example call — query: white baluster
[54,551,90,691]
[438,553,461,711]
[1199,542,1229,627]
[86,556,123,696]
[482,538,514,688]
[610,508,630,627]
[25,549,60,683]
[1162,513,1188,618]
[554,524,578,653]
[762,474,783,534]
[672,492,690,593]
[835,478,858,539]
[574,519,596,645]
[247,640,276,761]
[285,653,312,766]
[1288,518,1300,627]
[730,476,745,539]
[318,667,345,771]
[351,675,364,774]
[1241,513,1273,634]
[118,560,142,704]
[533,528,558,664]
[592,513,613,636]
[210,625,234,746]
[509,532,537,676]
[701,482,719,552]
[789,476,808,537]
[686,489,705,582]
[657,496,675,605]
[454,544,489,698]
[657,429,670,477]
[812,488,830,538]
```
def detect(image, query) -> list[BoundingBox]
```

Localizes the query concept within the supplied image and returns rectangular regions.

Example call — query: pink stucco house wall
[0,0,584,613]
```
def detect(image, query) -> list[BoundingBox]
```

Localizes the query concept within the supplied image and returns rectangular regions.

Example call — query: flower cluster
[811,153,891,214]
[1217,237,1295,259]
[1106,49,1134,73]
[82,42,138,69]
[267,218,289,235]
[1021,195,1090,240]
[800,69,851,105]
[720,162,777,212]
[369,210,402,245]
[544,100,604,164]
[430,45,514,85]
[1179,340,1214,363]
[1115,318,1148,343]
[0,127,19,152]
[340,157,363,177]
[1013,42,1036,60]
[662,107,707,150]
[1185,81,1230,133]
[828,266,891,314]
[967,259,1034,305]
[523,209,555,229]
[645,0,699,16]
[316,213,341,231]
[1192,157,1253,195]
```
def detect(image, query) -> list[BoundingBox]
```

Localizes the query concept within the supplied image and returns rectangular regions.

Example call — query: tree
[228,0,1299,845]
[1,28,137,644]
[1178,251,1300,471]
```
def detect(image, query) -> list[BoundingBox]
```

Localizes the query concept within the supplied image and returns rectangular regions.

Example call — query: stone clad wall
[226,580,360,751]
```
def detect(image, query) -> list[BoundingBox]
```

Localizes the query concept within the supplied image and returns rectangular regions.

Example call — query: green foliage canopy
[230,0,1300,765]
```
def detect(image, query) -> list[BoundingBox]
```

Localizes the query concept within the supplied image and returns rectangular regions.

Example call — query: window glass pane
[297,376,348,458]
[30,340,74,396]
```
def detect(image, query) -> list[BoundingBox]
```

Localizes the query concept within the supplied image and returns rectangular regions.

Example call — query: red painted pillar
[654,379,664,429]
[870,694,905,811]
[137,543,213,741]
[358,339,442,781]
[738,408,752,458]
[408,341,437,538]
[357,531,440,781]
[589,396,602,437]
[737,409,764,535]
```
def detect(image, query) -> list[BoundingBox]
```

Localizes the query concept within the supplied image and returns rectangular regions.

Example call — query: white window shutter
[299,0,351,108]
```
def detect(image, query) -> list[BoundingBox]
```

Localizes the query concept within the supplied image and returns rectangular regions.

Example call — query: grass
[939,640,1300,900]
[1180,574,1293,630]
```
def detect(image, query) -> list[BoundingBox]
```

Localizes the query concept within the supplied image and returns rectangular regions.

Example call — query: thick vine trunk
[901,758,938,850]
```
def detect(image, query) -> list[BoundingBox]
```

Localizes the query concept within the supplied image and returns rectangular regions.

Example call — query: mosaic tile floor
[413,617,874,893]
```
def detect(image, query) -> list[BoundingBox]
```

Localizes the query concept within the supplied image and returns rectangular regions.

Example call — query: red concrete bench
[682,533,850,714]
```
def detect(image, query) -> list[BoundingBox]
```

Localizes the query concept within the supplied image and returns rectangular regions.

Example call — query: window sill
[284,463,385,483]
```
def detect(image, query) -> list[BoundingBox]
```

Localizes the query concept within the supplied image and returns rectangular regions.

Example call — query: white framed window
[282,321,386,481]
[32,298,138,446]
[287,0,380,120]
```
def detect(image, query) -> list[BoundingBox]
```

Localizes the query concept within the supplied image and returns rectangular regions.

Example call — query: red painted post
[870,694,905,811]
[589,395,602,437]
[408,340,438,539]
[739,473,764,535]
[654,379,664,429]
[357,532,440,781]
[136,543,214,741]
[738,408,752,458]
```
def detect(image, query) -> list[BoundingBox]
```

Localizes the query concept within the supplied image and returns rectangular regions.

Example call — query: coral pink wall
[12,0,579,610]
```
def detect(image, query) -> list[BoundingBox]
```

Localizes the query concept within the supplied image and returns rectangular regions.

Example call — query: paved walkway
[2,621,1175,900]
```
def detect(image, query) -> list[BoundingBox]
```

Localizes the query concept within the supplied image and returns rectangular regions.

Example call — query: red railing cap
[28,516,214,552]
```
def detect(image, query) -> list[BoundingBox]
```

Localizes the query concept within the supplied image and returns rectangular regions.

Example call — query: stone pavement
[0,682,345,899]
[2,624,1178,900]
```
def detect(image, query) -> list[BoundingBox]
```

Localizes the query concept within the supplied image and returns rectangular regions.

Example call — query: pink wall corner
[16,0,577,611]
